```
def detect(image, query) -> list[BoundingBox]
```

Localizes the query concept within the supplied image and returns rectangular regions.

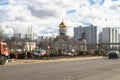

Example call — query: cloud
[28,5,59,19]
[110,1,120,10]
[112,0,119,1]
[0,24,14,37]
[88,0,105,6]
[67,9,76,14]
[0,10,8,22]
[27,0,67,19]
[4,27,14,34]
[0,0,120,37]
[0,0,9,5]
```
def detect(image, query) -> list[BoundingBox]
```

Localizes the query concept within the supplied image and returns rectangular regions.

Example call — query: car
[106,51,120,59]
[64,49,78,56]
[34,49,46,57]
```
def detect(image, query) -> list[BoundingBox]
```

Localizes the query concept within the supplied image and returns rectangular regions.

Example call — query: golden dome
[60,21,65,25]
[59,21,66,28]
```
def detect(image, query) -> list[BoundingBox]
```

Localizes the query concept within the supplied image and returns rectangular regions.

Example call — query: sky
[0,0,120,37]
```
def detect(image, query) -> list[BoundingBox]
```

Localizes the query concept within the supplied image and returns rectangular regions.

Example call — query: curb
[6,56,104,65]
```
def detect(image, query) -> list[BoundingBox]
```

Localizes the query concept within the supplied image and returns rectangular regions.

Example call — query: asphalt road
[1,58,120,80]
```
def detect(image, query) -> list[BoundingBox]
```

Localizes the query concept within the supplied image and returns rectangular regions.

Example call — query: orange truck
[0,42,10,65]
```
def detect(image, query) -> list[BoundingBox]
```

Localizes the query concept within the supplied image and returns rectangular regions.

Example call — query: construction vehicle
[0,42,10,65]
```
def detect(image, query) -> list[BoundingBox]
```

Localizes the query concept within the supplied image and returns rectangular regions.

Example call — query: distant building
[0,25,4,41]
[98,32,102,43]
[7,37,36,51]
[118,34,120,49]
[24,41,36,51]
[59,21,67,36]
[102,27,118,43]
[74,25,98,44]
[101,27,119,49]
[80,39,87,51]
[54,21,69,42]
[53,21,69,51]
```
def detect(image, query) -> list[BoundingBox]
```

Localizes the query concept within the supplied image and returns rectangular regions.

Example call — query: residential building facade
[74,25,98,44]
[102,27,118,43]
[101,27,119,49]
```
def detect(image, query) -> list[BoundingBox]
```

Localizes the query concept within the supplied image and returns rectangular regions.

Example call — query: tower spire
[59,21,67,36]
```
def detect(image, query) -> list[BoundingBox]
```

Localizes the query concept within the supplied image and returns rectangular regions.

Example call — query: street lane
[0,58,120,80]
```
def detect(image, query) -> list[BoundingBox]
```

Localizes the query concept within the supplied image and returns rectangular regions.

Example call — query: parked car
[64,49,78,56]
[34,49,46,57]
[106,51,120,59]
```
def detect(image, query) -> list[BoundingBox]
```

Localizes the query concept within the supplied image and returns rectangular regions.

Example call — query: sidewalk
[6,56,104,65]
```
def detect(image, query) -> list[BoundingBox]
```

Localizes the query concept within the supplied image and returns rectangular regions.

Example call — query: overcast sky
[0,0,120,37]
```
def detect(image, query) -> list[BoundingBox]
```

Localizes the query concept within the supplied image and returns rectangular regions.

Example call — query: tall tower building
[59,21,67,36]
[102,27,119,48]
[102,28,118,43]
[74,25,98,44]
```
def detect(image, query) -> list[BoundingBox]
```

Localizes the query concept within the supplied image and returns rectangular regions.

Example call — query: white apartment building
[118,34,120,49]
[102,28,118,43]
[74,25,98,44]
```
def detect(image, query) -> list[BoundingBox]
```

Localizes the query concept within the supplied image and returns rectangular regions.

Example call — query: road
[0,57,120,80]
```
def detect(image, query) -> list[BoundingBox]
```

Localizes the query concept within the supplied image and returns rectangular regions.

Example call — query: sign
[47,45,50,49]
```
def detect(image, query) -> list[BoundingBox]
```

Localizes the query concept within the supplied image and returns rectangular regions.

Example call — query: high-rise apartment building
[102,28,118,43]
[74,25,98,44]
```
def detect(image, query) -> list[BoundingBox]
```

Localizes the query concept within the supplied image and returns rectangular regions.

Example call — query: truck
[0,42,10,65]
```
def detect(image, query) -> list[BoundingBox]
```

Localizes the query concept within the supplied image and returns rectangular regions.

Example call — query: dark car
[106,51,120,59]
